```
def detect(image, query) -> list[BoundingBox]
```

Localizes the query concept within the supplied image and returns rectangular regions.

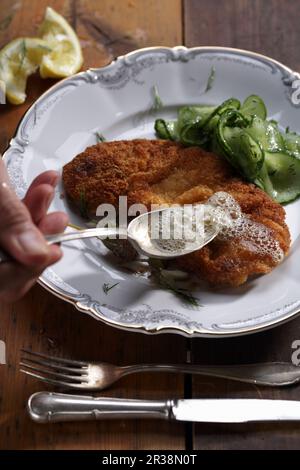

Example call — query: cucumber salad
[155,95,300,204]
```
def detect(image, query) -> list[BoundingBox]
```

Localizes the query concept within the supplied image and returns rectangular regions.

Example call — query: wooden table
[1,0,300,450]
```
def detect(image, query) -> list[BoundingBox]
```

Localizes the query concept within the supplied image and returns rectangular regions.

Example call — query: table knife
[28,392,300,423]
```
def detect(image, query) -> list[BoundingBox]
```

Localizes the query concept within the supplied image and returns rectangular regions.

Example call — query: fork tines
[20,349,89,389]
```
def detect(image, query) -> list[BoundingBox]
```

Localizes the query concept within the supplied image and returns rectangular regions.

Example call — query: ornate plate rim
[3,45,300,337]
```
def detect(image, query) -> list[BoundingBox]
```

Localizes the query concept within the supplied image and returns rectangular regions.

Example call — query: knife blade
[28,392,300,424]
[172,399,300,423]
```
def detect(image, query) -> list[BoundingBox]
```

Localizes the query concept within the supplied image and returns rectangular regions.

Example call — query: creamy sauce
[144,191,284,261]
[206,192,284,263]
[129,191,284,261]
[150,205,207,254]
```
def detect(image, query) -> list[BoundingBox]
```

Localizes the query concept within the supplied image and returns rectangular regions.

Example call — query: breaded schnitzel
[63,139,291,287]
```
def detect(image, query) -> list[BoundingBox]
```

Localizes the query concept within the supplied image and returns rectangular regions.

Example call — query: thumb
[0,172,50,267]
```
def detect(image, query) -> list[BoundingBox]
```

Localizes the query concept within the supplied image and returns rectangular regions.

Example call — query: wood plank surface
[0,0,186,450]
[184,0,300,450]
[184,0,300,70]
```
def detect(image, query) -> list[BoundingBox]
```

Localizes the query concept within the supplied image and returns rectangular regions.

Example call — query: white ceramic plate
[3,46,300,337]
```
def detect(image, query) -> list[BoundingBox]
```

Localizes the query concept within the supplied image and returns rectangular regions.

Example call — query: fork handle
[121,362,300,387]
[28,392,172,423]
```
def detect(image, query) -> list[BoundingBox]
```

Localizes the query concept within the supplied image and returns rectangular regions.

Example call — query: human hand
[0,160,68,302]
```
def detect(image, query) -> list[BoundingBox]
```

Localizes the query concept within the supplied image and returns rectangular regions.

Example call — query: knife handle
[28,392,173,423]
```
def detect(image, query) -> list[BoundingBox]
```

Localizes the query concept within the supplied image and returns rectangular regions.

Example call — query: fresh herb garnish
[37,44,52,52]
[148,259,201,307]
[288,163,297,176]
[95,132,106,142]
[18,39,27,72]
[133,85,164,127]
[79,190,88,218]
[102,282,119,294]
[33,105,37,125]
[152,85,163,111]
[205,66,215,93]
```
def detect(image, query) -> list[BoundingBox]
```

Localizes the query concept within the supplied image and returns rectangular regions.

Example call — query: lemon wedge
[0,7,83,104]
[0,38,51,104]
[39,7,83,78]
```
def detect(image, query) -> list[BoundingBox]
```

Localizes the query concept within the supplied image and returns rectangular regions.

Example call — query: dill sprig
[79,190,88,219]
[152,85,163,111]
[18,39,27,72]
[288,163,297,176]
[37,44,52,53]
[102,282,119,295]
[95,132,106,143]
[148,259,200,307]
[205,66,215,93]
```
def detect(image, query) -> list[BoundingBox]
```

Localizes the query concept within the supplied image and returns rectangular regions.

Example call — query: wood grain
[0,0,185,450]
[78,0,183,68]
[184,0,300,450]
[189,319,300,450]
[0,287,186,449]
[184,0,300,71]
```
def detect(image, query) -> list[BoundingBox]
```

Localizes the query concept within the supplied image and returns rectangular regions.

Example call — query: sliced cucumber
[180,98,240,146]
[179,124,210,147]
[217,110,264,181]
[177,105,216,146]
[177,105,216,130]
[154,95,300,205]
[155,106,216,144]
[246,116,284,152]
[265,151,300,203]
[283,130,300,158]
[155,119,178,140]
[240,94,267,119]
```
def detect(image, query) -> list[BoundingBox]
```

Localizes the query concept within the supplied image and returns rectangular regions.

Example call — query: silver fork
[19,349,300,390]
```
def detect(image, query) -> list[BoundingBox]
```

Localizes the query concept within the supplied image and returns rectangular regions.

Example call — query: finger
[0,264,40,303]
[0,162,51,266]
[0,160,10,184]
[22,171,59,223]
[38,212,69,235]
[23,184,54,225]
[47,244,63,265]
[27,171,59,191]
[0,245,62,303]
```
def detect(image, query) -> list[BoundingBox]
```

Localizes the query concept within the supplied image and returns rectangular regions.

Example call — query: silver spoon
[0,205,219,263]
